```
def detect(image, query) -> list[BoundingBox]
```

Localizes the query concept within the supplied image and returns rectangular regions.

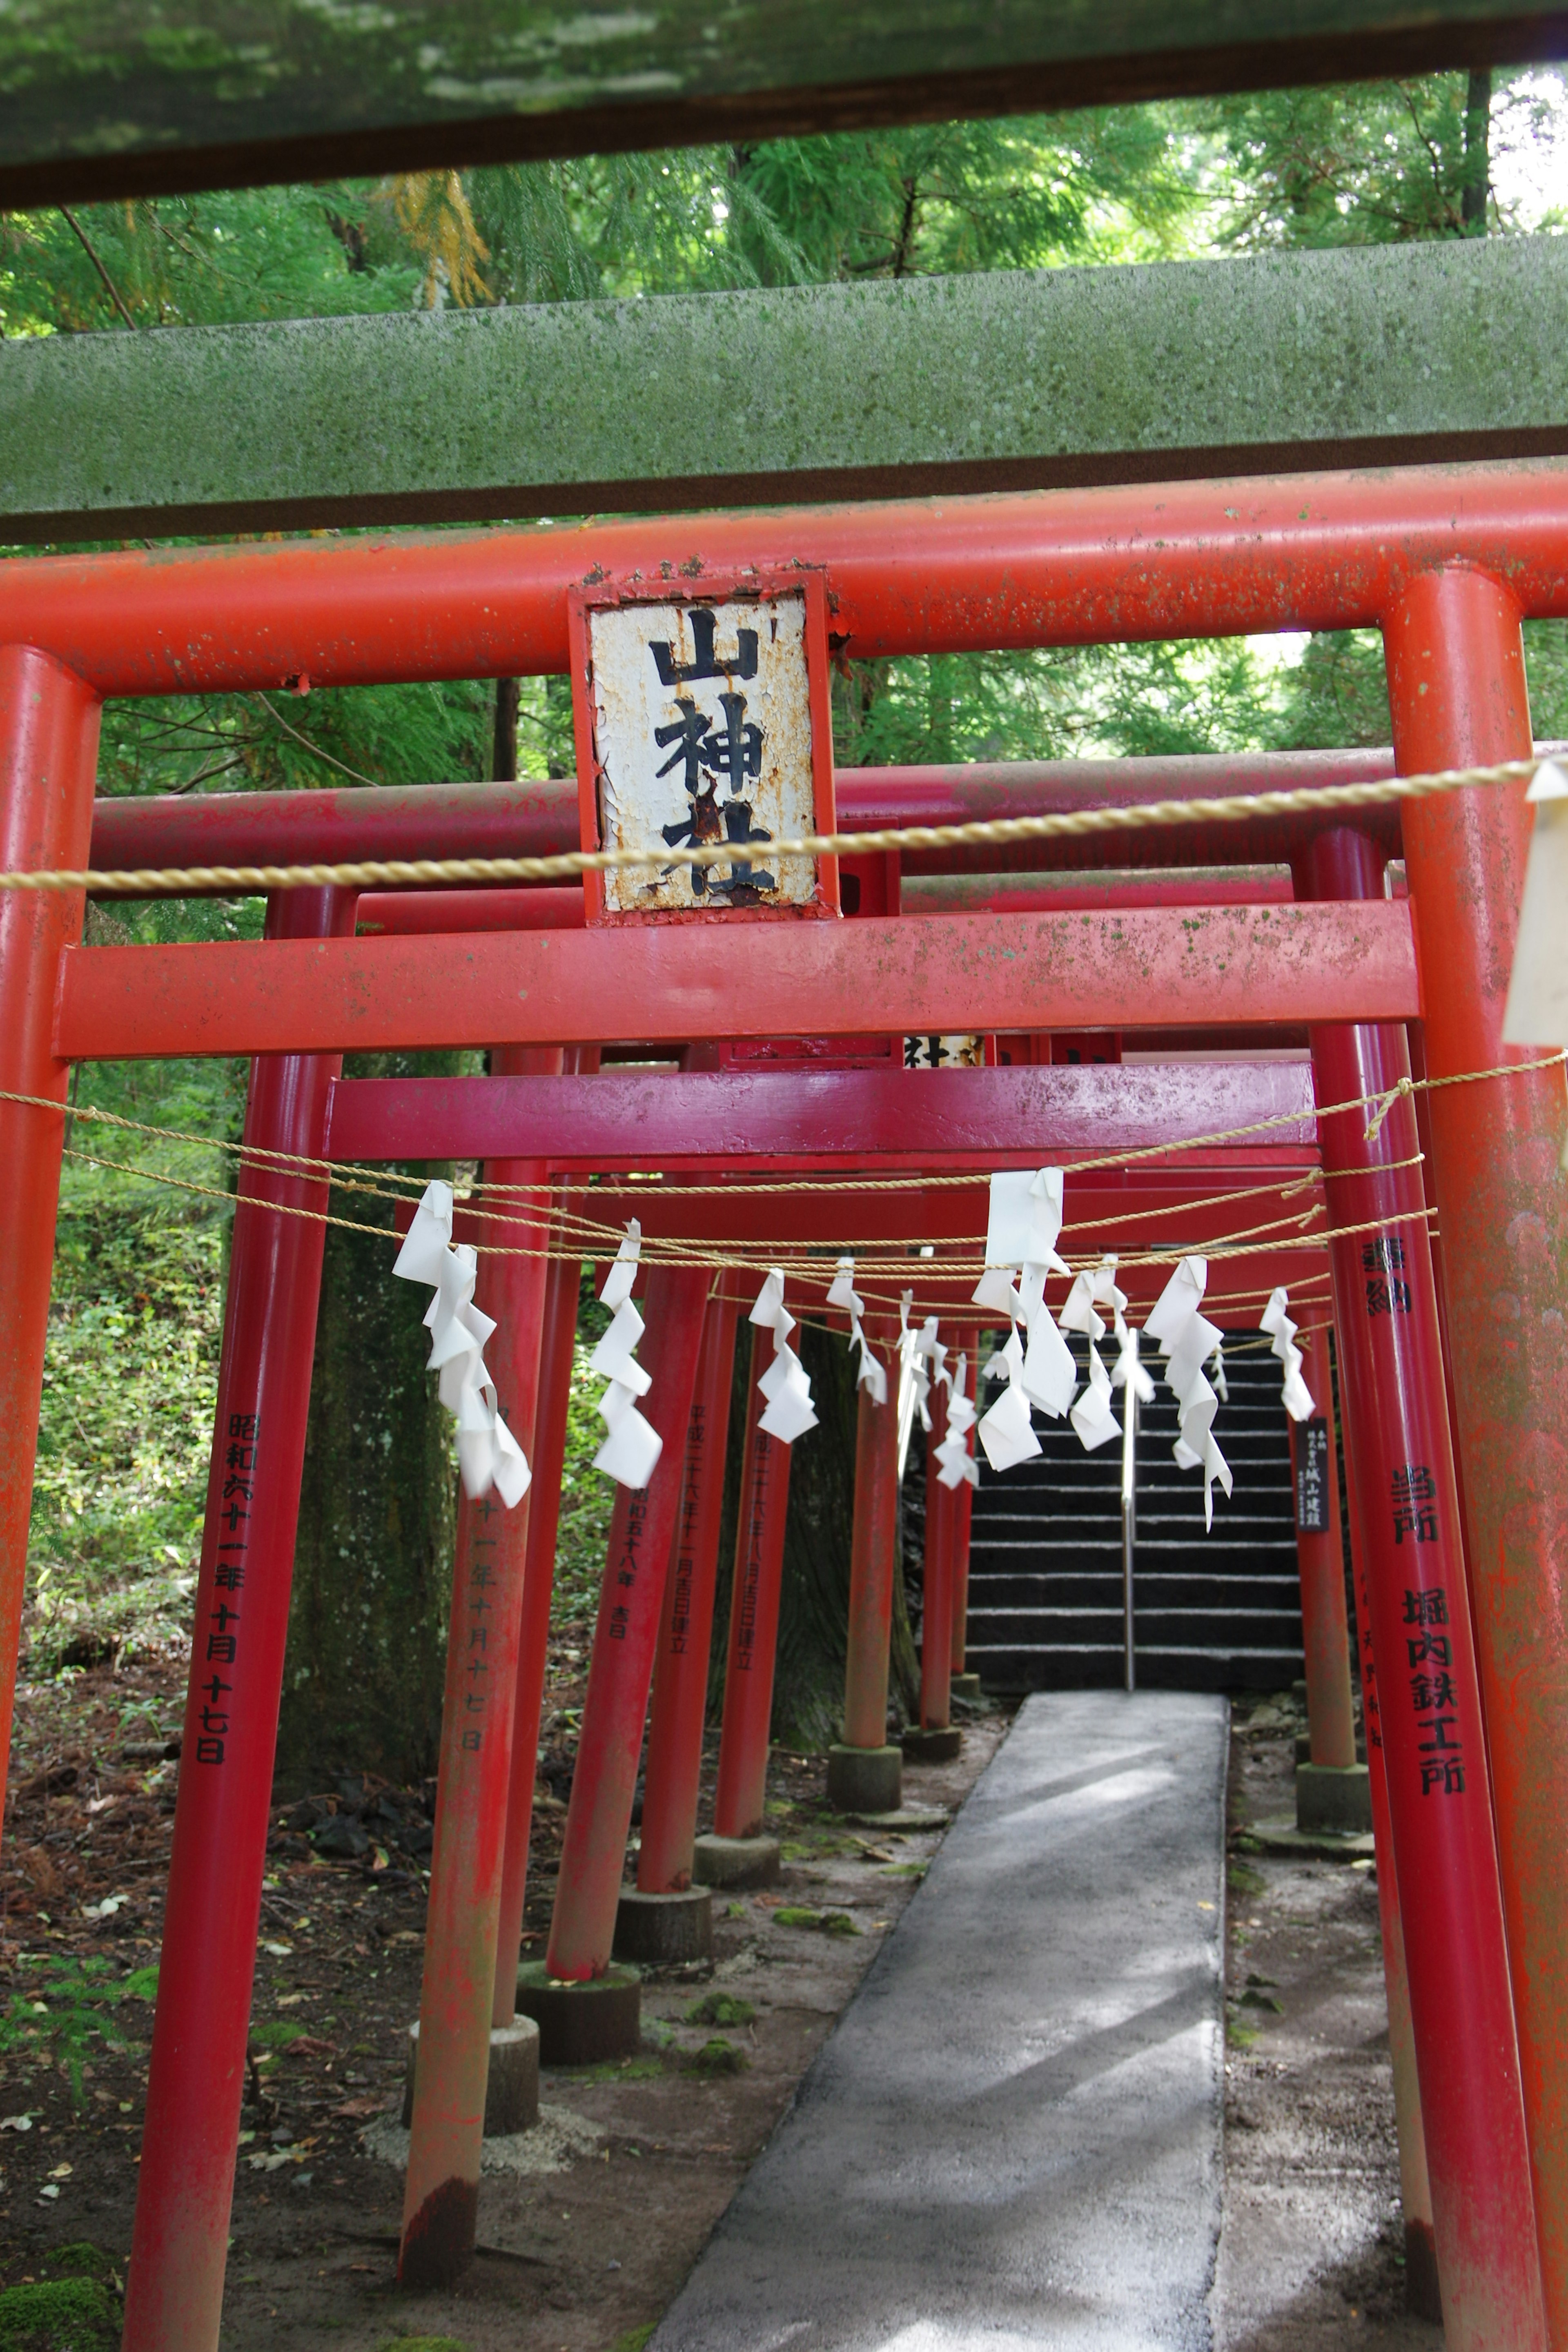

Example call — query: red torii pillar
[620,1289,742,1943]
[828,1321,902,1816]
[399,1052,555,2288]
[949,1332,981,1698]
[708,1332,794,1854]
[1287,1323,1367,1834]
[520,1264,709,2062]
[0,648,97,1828]
[1297,823,1546,2350]
[124,885,357,2352]
[1388,568,1568,2337]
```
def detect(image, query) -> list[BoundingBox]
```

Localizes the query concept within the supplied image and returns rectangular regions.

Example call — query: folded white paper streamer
[1504,760,1568,1048]
[1260,1287,1316,1422]
[1059,1258,1131,1454]
[394,1179,531,1508]
[589,1223,664,1489]
[751,1270,820,1444]
[895,1296,947,1477]
[935,1353,980,1490]
[826,1257,888,1406]
[974,1166,1077,1467]
[977,1328,1042,1473]
[1143,1254,1234,1530]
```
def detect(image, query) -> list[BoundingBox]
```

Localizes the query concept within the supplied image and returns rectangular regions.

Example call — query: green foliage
[249,2020,307,2050]
[0,2275,118,2351]
[551,1337,619,1628]
[685,2036,746,2075]
[684,1992,756,2027]
[0,1957,156,2105]
[31,1187,227,1654]
[606,2329,658,2352]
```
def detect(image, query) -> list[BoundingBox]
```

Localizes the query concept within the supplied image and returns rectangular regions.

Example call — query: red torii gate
[0,463,1562,2352]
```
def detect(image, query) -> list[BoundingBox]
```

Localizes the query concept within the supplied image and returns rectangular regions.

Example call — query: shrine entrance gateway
[0,460,1566,2352]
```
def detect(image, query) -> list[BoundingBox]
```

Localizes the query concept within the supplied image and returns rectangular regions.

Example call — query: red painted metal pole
[544,1264,710,1981]
[400,1048,554,2286]
[639,1293,740,1891]
[712,1327,794,1842]
[0,647,98,1831]
[920,1418,954,1732]
[1386,565,1568,2343]
[842,1326,900,1753]
[1297,824,1546,2352]
[122,884,355,2352]
[949,1334,978,1678]
[490,1170,584,2025]
[1289,1323,1357,1771]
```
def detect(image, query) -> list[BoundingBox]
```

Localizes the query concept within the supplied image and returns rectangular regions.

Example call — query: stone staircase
[910,1338,1304,1693]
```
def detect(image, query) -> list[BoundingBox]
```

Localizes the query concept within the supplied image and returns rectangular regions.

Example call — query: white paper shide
[1260,1287,1316,1422]
[394,1180,531,1508]
[1144,1255,1234,1530]
[590,1222,664,1490]
[750,1270,819,1443]
[826,1257,887,1406]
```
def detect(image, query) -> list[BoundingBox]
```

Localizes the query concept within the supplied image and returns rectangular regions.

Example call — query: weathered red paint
[85,751,1402,883]
[325,1059,1319,1172]
[1339,1303,1443,2320]
[0,648,98,1843]
[713,1332,793,1840]
[842,1328,900,1754]
[400,1056,553,2288]
[920,1418,954,1732]
[492,1164,588,2027]
[1387,565,1568,2343]
[544,1265,710,1981]
[357,886,585,934]
[56,899,1419,1065]
[1290,1324,1357,1771]
[639,1294,740,1891]
[14,466,1568,701]
[123,886,354,2352]
[949,1335,978,1677]
[1299,823,1546,2352]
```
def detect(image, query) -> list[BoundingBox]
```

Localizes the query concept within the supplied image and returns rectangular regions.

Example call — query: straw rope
[0,751,1543,899]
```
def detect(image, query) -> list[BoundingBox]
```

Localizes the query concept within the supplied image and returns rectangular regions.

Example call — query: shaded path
[652,1690,1228,2351]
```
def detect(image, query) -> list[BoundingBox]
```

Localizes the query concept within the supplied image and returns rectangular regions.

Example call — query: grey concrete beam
[2,4,1563,210]
[4,234,1565,543]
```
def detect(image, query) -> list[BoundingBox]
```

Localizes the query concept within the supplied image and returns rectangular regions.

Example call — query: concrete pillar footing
[1295,1762,1373,1836]
[402,2016,540,2135]
[826,1743,903,1815]
[613,1886,714,1964]
[903,1725,963,1764]
[950,1673,983,1703]
[514,1961,641,2067]
[692,1833,781,1891]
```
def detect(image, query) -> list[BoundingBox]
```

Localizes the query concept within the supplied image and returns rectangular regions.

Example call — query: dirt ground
[1215,1691,1442,2351]
[0,1659,1443,2350]
[0,1637,1005,2350]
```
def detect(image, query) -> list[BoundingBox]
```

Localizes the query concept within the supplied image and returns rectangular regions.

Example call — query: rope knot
[1363,1075,1415,1142]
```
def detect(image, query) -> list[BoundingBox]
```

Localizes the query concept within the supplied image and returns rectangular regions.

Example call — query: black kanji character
[1410,1672,1459,1711]
[650,607,759,687]
[1401,1586,1448,1626]
[1421,1759,1466,1795]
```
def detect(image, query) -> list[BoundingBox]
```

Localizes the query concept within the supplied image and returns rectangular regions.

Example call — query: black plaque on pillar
[1295,1419,1332,1534]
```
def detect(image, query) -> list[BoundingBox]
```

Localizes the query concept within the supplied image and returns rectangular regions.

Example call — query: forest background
[8,65,1566,1784]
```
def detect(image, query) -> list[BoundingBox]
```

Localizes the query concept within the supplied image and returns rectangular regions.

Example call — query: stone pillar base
[514,1961,641,2067]
[402,2016,540,2135]
[950,1673,983,1703]
[1295,1762,1373,1835]
[903,1725,963,1763]
[692,1833,781,1891]
[826,1743,902,1815]
[612,1886,714,1964]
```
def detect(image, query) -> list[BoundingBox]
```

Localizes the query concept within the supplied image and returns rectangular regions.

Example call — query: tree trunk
[274,1050,461,1795]
[1461,67,1491,232]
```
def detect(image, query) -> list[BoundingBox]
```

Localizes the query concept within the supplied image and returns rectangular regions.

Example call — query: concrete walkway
[652,1690,1228,2352]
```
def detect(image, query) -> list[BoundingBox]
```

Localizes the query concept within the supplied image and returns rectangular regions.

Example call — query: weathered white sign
[583,591,824,918]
